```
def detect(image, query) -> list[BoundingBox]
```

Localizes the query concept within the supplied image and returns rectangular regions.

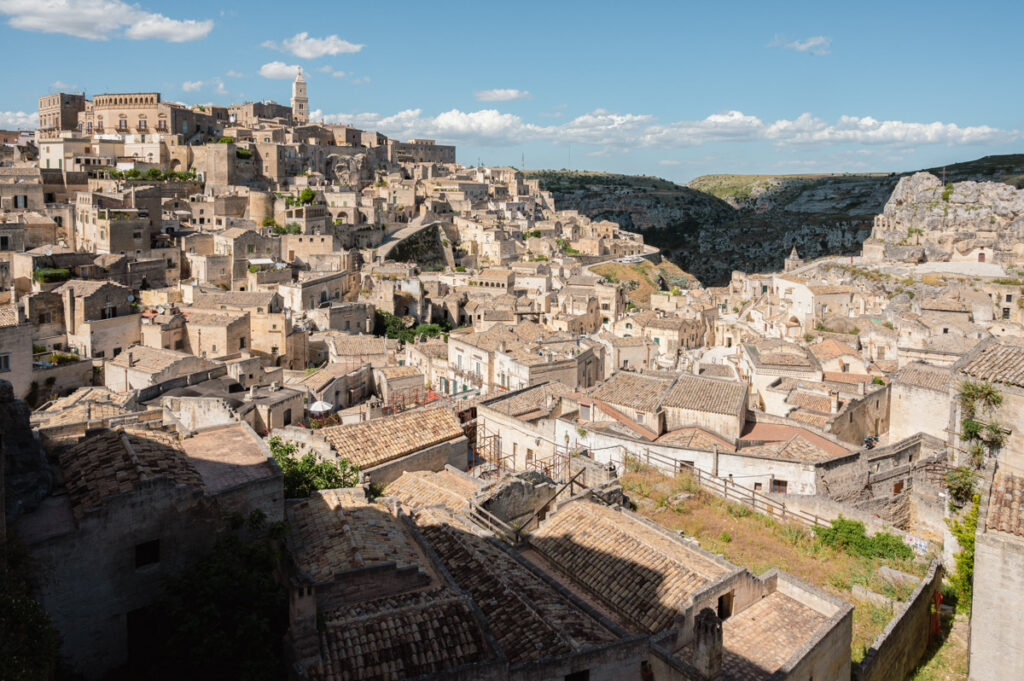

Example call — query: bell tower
[291,67,308,124]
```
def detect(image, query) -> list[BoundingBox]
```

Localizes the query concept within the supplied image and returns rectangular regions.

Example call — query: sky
[0,0,1021,183]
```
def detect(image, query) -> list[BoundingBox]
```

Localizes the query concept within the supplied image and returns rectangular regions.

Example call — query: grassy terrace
[591,260,692,306]
[618,466,958,670]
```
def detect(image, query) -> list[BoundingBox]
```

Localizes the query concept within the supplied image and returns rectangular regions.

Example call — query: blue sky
[1,0,1021,182]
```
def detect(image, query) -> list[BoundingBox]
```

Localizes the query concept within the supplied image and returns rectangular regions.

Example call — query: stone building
[13,423,283,678]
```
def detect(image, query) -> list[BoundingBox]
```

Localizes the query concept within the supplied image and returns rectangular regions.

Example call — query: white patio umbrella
[308,400,333,414]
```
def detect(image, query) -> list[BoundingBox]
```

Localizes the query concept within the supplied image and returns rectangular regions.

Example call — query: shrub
[298,188,316,205]
[269,436,359,497]
[941,182,954,202]
[813,516,913,561]
[145,168,163,180]
[261,217,278,227]
[235,148,252,159]
[719,531,732,543]
[945,466,977,505]
[872,376,885,385]
[33,267,71,283]
[947,495,979,612]
[217,136,234,143]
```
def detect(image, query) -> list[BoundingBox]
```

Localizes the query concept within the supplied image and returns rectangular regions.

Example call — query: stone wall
[29,359,93,401]
[855,560,944,681]
[363,435,469,487]
[970,527,1024,680]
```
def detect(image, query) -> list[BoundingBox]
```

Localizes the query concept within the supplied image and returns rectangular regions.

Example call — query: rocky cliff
[863,172,1024,264]
[528,155,1024,285]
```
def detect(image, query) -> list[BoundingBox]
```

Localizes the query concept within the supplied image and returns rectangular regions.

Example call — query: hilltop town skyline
[0,0,1022,180]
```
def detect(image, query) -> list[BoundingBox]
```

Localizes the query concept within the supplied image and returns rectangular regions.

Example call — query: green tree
[285,222,302,235]
[125,168,142,179]
[145,168,163,180]
[269,436,359,498]
[298,188,316,205]
[261,217,278,228]
[217,136,234,144]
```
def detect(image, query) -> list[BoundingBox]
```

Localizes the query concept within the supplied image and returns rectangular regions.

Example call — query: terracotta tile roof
[108,344,217,374]
[377,365,421,379]
[414,507,618,663]
[661,374,746,416]
[326,334,389,357]
[656,427,735,452]
[823,371,879,385]
[677,591,827,681]
[530,500,729,634]
[482,381,572,419]
[894,362,951,392]
[987,470,1024,537]
[740,422,850,459]
[386,469,479,511]
[319,409,464,470]
[287,489,423,583]
[786,390,834,413]
[786,410,833,431]
[0,306,19,327]
[58,428,202,520]
[958,339,1024,389]
[810,339,860,363]
[698,363,736,379]
[315,590,491,681]
[589,372,674,414]
[36,387,139,426]
[741,433,839,462]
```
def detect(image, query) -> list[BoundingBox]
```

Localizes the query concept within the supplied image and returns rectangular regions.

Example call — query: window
[893,481,904,496]
[754,482,762,491]
[580,404,591,420]
[1003,308,1011,320]
[0,353,9,372]
[247,244,255,254]
[0,235,8,249]
[770,479,788,494]
[283,408,292,426]
[174,339,184,350]
[211,344,218,353]
[239,338,246,349]
[564,671,589,681]
[37,311,52,324]
[135,539,160,568]
[94,350,105,358]
[113,347,122,357]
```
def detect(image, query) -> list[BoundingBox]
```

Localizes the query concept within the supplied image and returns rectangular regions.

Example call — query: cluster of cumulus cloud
[307,107,1018,149]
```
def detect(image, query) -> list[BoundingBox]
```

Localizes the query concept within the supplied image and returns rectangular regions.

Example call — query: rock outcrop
[863,172,1024,264]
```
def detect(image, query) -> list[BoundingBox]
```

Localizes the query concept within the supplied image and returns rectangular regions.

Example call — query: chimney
[829,390,840,414]
[271,381,280,392]
[127,351,134,368]
[693,607,723,680]
[246,384,256,401]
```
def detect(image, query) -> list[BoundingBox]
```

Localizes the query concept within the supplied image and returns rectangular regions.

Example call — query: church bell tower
[291,68,309,124]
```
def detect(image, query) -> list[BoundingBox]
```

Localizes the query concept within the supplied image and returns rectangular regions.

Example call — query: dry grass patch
[619,467,932,664]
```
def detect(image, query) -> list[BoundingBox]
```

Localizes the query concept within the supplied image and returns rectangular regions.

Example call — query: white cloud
[50,80,79,91]
[225,70,243,78]
[351,76,371,85]
[258,61,302,79]
[311,106,1021,151]
[770,34,831,56]
[474,89,531,102]
[0,110,38,128]
[181,78,228,96]
[658,160,681,166]
[262,31,363,58]
[0,0,213,41]
[123,14,213,42]
[316,65,346,78]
